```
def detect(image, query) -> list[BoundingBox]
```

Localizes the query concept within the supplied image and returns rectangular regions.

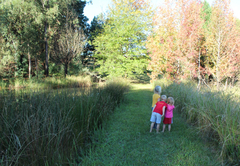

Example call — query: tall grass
[1,75,92,90]
[154,79,240,164]
[0,79,129,165]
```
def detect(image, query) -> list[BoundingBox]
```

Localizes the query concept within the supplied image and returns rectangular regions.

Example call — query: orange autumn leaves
[147,0,240,84]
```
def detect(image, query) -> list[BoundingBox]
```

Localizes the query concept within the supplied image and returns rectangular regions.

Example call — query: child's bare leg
[162,124,166,132]
[156,124,160,133]
[150,122,155,132]
[168,124,171,131]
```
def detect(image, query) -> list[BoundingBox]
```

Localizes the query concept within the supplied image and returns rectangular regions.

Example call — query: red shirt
[153,101,167,115]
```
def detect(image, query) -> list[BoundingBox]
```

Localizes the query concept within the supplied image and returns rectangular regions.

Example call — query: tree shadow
[130,74,151,84]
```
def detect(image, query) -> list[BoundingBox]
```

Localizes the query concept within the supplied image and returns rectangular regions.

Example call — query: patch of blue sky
[84,0,240,24]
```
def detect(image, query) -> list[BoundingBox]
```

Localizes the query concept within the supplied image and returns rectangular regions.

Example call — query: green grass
[0,79,129,165]
[0,75,93,90]
[79,84,220,165]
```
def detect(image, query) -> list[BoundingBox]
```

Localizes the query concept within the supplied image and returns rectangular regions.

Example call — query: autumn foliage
[147,0,240,86]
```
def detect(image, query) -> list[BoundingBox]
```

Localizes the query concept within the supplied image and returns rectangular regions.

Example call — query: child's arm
[162,106,166,117]
[152,105,156,112]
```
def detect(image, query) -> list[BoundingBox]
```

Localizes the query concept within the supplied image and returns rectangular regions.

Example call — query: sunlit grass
[154,79,240,164]
[1,75,93,90]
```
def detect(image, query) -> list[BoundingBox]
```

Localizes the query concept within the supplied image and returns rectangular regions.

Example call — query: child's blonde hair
[160,95,167,101]
[154,85,161,95]
[167,97,174,105]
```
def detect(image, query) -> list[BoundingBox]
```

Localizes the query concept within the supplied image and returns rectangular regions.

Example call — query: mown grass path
[80,84,220,165]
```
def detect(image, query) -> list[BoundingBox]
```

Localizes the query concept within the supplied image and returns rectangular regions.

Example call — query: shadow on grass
[130,74,151,84]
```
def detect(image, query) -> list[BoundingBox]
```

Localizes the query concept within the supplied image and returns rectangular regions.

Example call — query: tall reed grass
[154,79,240,165]
[1,75,92,90]
[0,79,129,165]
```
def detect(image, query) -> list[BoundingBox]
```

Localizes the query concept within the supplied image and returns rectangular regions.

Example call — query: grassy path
[80,84,220,165]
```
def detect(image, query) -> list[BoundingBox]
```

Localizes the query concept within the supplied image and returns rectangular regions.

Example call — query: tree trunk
[232,77,235,86]
[216,31,221,90]
[35,57,38,79]
[64,62,68,78]
[216,60,220,90]
[197,46,201,90]
[28,44,31,79]
[44,0,49,77]
[225,77,228,89]
[44,21,49,77]
[20,54,24,78]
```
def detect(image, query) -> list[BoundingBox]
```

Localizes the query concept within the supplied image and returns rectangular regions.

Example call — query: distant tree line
[1,0,240,88]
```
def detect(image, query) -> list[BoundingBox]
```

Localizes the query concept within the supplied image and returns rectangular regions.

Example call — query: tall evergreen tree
[89,14,104,44]
[201,0,212,31]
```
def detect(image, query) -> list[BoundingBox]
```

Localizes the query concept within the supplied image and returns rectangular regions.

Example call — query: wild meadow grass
[0,75,92,90]
[80,84,219,165]
[0,79,129,165]
[155,79,240,165]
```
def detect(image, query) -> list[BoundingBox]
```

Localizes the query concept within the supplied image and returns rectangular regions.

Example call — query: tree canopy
[93,0,154,78]
[0,0,240,87]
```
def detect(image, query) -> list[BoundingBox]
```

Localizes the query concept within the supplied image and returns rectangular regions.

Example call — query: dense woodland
[0,0,240,88]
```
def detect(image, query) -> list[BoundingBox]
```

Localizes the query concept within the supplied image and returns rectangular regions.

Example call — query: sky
[84,0,240,24]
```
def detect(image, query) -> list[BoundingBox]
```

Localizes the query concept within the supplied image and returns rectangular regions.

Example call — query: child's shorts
[163,117,172,124]
[150,112,162,124]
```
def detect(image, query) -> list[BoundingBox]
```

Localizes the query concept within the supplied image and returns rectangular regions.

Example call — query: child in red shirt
[150,95,167,133]
[152,85,161,129]
[162,97,175,132]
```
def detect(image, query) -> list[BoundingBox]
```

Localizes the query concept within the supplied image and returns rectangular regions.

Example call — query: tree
[52,6,85,77]
[88,14,104,44]
[0,3,14,77]
[0,0,40,78]
[0,0,89,78]
[201,0,212,31]
[236,18,240,33]
[0,0,59,78]
[205,0,240,89]
[34,0,62,77]
[147,0,203,82]
[52,27,85,77]
[177,0,204,79]
[93,0,153,78]
[146,1,178,81]
[71,0,89,34]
